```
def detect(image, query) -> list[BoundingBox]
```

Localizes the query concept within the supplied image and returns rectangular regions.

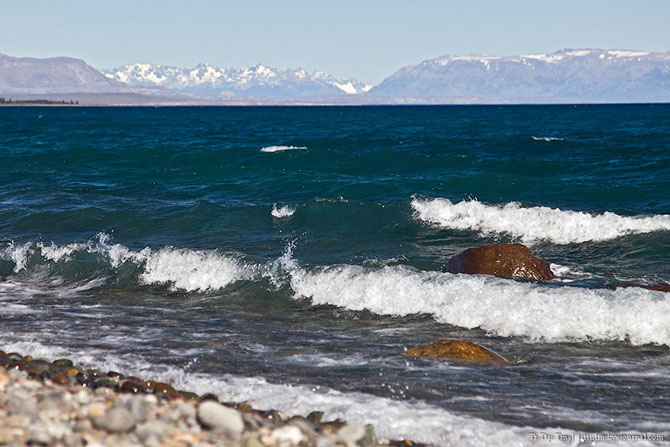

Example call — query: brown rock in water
[404,339,509,364]
[611,283,670,292]
[445,243,554,281]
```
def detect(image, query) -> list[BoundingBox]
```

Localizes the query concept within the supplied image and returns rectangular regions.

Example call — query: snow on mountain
[102,63,372,98]
[370,49,670,103]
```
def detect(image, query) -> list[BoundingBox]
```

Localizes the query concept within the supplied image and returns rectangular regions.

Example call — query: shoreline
[0,349,422,447]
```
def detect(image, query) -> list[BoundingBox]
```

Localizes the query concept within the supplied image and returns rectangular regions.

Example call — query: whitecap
[411,197,670,244]
[271,204,296,218]
[531,136,564,142]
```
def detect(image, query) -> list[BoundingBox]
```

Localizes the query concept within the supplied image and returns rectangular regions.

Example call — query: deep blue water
[1,105,669,445]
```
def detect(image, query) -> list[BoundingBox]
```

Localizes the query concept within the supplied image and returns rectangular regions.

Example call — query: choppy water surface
[1,105,670,445]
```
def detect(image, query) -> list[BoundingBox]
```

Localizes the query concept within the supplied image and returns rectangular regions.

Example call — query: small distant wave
[260,145,307,153]
[411,197,670,244]
[271,204,296,218]
[532,136,564,142]
[287,262,670,346]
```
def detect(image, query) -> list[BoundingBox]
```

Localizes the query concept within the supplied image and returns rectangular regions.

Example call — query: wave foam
[411,197,670,244]
[288,263,670,346]
[531,136,564,142]
[260,145,307,153]
[271,204,296,218]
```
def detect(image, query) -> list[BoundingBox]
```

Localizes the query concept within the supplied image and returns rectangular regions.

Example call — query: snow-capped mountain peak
[102,63,372,97]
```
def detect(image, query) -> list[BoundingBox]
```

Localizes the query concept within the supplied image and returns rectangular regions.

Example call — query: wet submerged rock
[612,283,670,292]
[405,339,509,364]
[445,243,554,281]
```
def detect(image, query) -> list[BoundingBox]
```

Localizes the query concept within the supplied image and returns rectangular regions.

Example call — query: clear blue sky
[3,0,669,84]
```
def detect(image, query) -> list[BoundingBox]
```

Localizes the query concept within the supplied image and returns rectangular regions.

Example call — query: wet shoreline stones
[0,349,425,447]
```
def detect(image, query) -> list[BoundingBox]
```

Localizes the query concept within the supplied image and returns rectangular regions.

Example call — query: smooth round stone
[120,381,142,394]
[142,380,157,393]
[125,376,143,384]
[307,411,324,425]
[178,391,199,401]
[7,352,23,361]
[197,401,244,436]
[87,369,103,378]
[0,349,5,356]
[53,358,74,368]
[0,354,10,367]
[49,372,71,385]
[7,360,25,370]
[65,368,80,376]
[93,407,136,433]
[25,360,49,375]
[262,409,284,422]
[154,383,178,400]
[93,377,118,389]
[107,371,124,380]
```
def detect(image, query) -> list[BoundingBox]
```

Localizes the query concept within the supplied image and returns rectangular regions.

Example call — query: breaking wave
[0,234,253,293]
[411,197,670,244]
[3,237,670,346]
[287,262,670,346]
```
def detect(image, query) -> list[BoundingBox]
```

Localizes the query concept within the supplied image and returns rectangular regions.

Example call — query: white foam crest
[271,203,296,218]
[531,136,564,141]
[260,145,308,153]
[288,264,670,346]
[37,241,89,262]
[411,197,670,244]
[140,248,253,292]
[3,242,33,273]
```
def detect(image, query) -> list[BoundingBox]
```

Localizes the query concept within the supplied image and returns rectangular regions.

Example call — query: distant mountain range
[102,63,372,97]
[1,49,670,104]
[371,49,670,103]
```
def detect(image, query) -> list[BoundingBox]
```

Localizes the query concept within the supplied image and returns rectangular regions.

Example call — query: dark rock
[49,372,71,385]
[120,380,142,394]
[405,339,509,364]
[107,371,124,380]
[52,358,73,368]
[307,411,324,425]
[612,283,670,292]
[142,380,157,393]
[7,353,23,361]
[200,393,219,402]
[178,390,200,401]
[93,377,119,390]
[445,243,554,281]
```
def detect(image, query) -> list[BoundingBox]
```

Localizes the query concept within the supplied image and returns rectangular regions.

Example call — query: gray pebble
[197,400,244,436]
[337,424,366,444]
[28,427,52,445]
[135,420,173,443]
[122,395,147,423]
[93,407,136,433]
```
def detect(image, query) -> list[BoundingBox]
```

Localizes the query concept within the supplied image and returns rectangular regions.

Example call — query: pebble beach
[0,351,415,447]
